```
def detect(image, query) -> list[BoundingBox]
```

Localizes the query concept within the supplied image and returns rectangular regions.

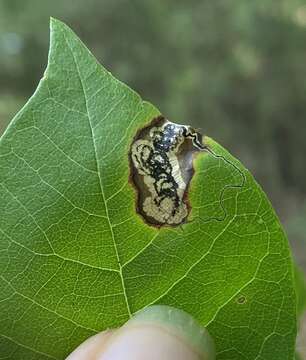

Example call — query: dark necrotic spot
[129,116,205,227]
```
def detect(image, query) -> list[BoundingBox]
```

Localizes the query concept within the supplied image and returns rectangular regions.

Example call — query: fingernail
[129,305,215,359]
[100,305,215,360]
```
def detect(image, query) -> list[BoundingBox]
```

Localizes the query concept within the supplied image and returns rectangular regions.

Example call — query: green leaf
[0,19,297,359]
[294,263,306,319]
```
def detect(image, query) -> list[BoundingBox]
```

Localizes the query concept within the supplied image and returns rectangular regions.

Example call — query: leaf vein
[62,31,132,318]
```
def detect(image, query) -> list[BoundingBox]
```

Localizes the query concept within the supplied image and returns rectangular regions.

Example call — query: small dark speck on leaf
[236,295,247,304]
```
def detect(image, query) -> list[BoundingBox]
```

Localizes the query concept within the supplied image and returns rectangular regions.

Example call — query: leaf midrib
[62,31,132,318]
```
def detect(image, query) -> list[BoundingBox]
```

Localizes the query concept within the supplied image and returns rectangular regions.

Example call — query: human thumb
[66,305,215,360]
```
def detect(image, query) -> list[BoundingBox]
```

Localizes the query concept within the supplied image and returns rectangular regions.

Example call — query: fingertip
[100,305,215,360]
[65,330,115,360]
[65,306,215,360]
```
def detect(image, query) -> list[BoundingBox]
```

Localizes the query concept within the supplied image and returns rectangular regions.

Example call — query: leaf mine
[129,116,205,227]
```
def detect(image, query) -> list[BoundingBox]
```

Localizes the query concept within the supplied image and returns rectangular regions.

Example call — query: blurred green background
[1,0,306,345]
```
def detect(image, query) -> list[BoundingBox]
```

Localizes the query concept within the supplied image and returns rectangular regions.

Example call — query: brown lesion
[129,116,206,227]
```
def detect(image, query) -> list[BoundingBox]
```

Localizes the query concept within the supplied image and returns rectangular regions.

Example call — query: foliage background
[0,0,305,355]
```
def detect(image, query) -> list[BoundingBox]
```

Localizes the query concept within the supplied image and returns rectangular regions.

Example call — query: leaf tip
[49,17,72,37]
[50,17,64,29]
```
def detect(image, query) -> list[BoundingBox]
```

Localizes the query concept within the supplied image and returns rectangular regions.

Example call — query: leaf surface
[0,19,296,360]
[295,264,306,319]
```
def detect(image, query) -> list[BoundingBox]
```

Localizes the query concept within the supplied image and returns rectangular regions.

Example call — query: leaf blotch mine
[129,116,205,227]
